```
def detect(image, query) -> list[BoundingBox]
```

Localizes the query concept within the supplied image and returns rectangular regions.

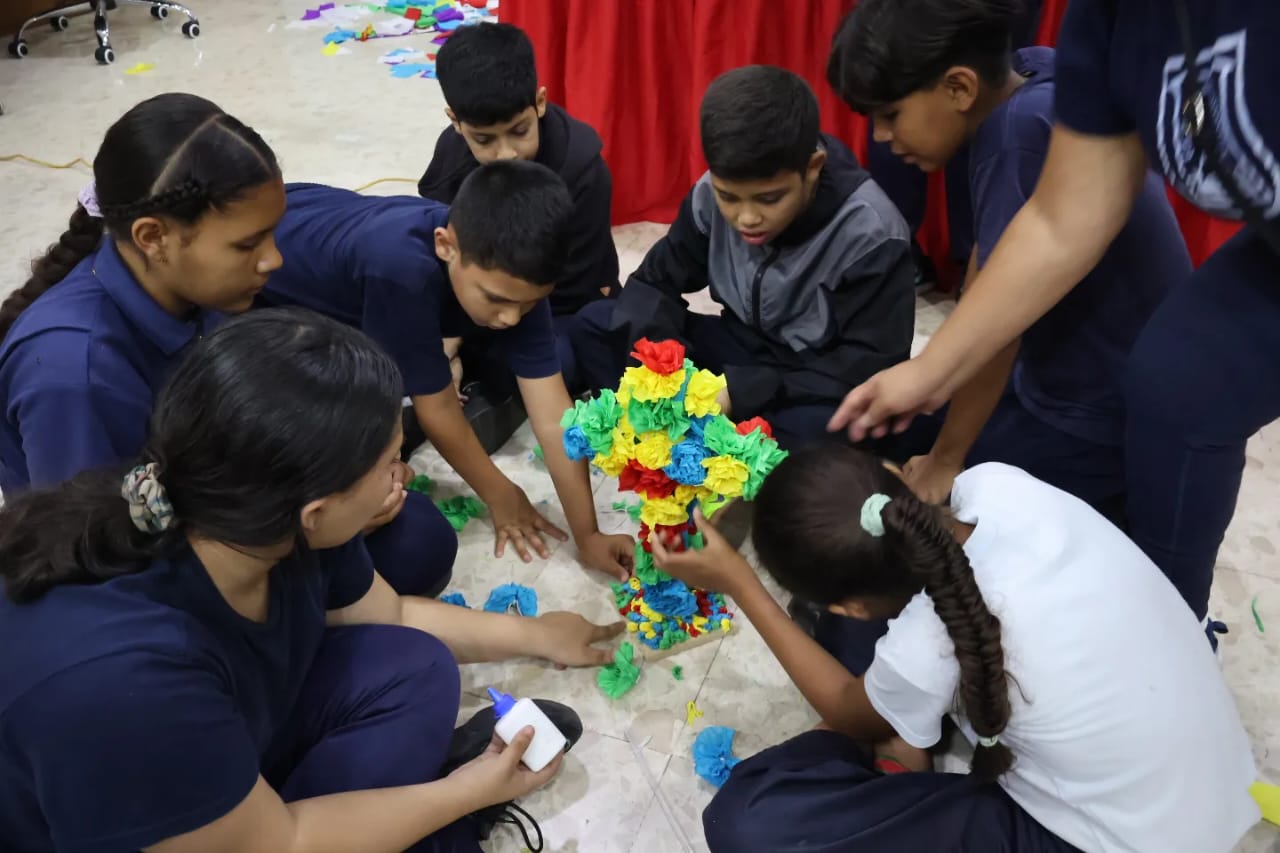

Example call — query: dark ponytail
[0,92,280,342]
[753,445,1015,782]
[0,309,403,603]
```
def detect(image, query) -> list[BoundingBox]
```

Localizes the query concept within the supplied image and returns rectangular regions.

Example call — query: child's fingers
[527,529,552,559]
[535,515,569,541]
[592,621,626,642]
[509,529,534,562]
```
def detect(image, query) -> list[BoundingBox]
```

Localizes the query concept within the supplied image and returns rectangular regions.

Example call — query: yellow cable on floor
[1,153,417,195]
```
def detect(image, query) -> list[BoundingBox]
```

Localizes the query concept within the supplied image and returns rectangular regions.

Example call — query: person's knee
[369,493,458,597]
[703,775,774,852]
[363,626,461,709]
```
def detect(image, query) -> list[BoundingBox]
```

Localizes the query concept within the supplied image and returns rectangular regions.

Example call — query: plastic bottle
[486,687,568,772]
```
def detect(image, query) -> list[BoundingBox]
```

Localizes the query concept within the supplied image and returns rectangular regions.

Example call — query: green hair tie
[860,493,892,538]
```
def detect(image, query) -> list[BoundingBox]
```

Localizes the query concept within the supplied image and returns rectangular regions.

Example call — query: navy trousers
[704,731,1078,853]
[365,490,457,598]
[263,625,482,852]
[568,300,932,457]
[1123,228,1280,620]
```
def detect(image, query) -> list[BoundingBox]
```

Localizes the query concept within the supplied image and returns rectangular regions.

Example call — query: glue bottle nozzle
[487,687,516,718]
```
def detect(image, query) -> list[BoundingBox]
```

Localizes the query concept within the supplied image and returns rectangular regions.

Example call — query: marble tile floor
[1,2,1278,850]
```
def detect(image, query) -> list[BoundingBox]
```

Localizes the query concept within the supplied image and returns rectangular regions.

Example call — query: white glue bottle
[487,687,568,772]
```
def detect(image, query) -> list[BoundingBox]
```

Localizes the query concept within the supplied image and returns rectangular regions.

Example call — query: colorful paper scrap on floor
[123,62,154,75]
[598,641,641,698]
[1251,782,1280,825]
[482,583,537,616]
[435,494,485,530]
[692,726,741,787]
[439,592,468,607]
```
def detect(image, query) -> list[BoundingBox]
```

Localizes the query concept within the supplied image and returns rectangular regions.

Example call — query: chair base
[8,0,200,64]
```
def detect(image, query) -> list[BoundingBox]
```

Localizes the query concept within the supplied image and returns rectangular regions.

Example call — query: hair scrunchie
[78,181,103,219]
[859,493,892,537]
[121,463,175,534]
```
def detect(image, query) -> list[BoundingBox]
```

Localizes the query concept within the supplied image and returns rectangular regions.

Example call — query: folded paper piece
[482,583,537,616]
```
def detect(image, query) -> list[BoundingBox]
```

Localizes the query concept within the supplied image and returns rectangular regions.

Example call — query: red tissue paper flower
[619,460,679,499]
[630,338,686,375]
[735,416,774,438]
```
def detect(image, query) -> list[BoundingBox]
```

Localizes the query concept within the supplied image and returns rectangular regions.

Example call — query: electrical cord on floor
[1,153,419,194]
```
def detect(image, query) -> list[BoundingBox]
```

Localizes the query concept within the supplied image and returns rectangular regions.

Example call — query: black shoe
[471,801,544,850]
[442,699,583,776]
[787,597,822,638]
[463,382,527,454]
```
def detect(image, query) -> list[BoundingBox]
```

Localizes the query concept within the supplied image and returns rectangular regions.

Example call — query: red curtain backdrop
[503,0,1240,267]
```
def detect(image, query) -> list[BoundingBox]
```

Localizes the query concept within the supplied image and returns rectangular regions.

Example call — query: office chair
[8,0,200,66]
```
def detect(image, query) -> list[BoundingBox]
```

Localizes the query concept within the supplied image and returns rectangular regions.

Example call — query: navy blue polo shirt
[1055,0,1280,222]
[0,538,374,853]
[971,47,1191,446]
[0,240,220,494]
[262,183,561,397]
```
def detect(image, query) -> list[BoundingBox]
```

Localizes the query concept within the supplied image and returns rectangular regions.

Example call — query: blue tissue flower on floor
[692,726,742,787]
[439,592,468,608]
[562,425,596,461]
[483,583,538,616]
[644,579,698,615]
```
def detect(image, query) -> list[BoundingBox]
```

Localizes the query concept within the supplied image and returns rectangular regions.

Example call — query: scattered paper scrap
[483,583,538,616]
[598,642,642,699]
[671,665,684,681]
[1252,596,1265,633]
[439,592,468,607]
[1251,782,1280,826]
[124,62,154,75]
[685,699,704,727]
[435,494,485,530]
[321,41,342,55]
[692,726,742,787]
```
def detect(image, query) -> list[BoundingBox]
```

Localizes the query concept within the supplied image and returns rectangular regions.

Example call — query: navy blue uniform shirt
[0,239,219,494]
[262,183,561,397]
[971,47,1192,446]
[0,538,374,853]
[1055,0,1280,222]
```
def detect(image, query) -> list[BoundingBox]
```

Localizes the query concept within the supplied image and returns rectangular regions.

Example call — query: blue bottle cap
[487,687,516,718]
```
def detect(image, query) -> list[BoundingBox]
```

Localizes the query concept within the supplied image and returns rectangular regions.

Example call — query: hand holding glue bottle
[487,687,569,772]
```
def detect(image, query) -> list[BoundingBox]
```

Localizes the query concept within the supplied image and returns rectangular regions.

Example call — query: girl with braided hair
[653,448,1257,852]
[0,92,459,598]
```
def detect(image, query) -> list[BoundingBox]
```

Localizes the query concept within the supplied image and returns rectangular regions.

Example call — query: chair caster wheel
[182,20,200,38]
[8,39,29,59]
[95,45,115,64]
[151,5,168,19]
[51,15,70,31]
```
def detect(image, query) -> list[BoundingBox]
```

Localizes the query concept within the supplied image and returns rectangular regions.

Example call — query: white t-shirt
[864,463,1258,853]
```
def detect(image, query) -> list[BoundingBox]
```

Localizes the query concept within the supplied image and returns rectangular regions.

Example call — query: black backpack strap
[1173,0,1280,255]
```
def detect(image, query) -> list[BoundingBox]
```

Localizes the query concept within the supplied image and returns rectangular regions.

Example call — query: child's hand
[447,730,563,808]
[533,611,627,668]
[363,461,412,533]
[902,453,961,505]
[489,483,569,562]
[716,387,732,418]
[577,531,635,581]
[651,508,754,596]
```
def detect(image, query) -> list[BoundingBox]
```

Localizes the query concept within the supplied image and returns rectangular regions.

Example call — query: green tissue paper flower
[702,415,750,457]
[435,495,486,531]
[597,642,641,699]
[562,389,623,455]
[406,474,435,496]
[627,397,691,440]
[633,546,672,585]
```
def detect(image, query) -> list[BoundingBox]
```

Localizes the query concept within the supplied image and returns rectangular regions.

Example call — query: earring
[156,252,169,264]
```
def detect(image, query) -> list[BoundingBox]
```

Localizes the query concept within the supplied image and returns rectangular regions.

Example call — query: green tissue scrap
[612,499,644,522]
[671,665,684,681]
[435,495,486,531]
[406,474,435,496]
[597,642,641,699]
[532,444,544,461]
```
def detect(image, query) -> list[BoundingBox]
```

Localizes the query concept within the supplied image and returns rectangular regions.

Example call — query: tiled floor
[1,3,1278,851]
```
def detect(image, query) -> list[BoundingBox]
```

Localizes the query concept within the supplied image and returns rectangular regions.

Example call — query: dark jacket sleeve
[418,129,473,203]
[607,190,710,343]
[724,238,916,418]
[555,155,621,312]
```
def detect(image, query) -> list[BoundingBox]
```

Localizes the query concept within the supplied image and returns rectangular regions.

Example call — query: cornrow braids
[883,498,1015,782]
[99,179,210,228]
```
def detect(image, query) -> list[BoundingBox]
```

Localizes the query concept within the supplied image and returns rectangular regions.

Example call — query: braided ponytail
[0,206,104,342]
[882,498,1015,782]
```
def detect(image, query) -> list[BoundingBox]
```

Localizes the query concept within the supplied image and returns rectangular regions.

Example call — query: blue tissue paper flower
[644,579,698,616]
[483,583,538,616]
[686,414,714,441]
[692,726,742,787]
[439,592,468,608]
[663,440,712,485]
[562,425,596,461]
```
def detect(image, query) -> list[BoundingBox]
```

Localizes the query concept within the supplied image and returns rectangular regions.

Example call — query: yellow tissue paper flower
[594,442,632,477]
[611,414,637,458]
[634,431,674,469]
[640,494,689,527]
[622,365,685,402]
[702,455,749,498]
[683,369,727,417]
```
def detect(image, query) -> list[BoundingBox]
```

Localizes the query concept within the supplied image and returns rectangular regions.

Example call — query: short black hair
[436,22,538,126]
[827,0,1022,114]
[449,160,572,286]
[699,65,820,181]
